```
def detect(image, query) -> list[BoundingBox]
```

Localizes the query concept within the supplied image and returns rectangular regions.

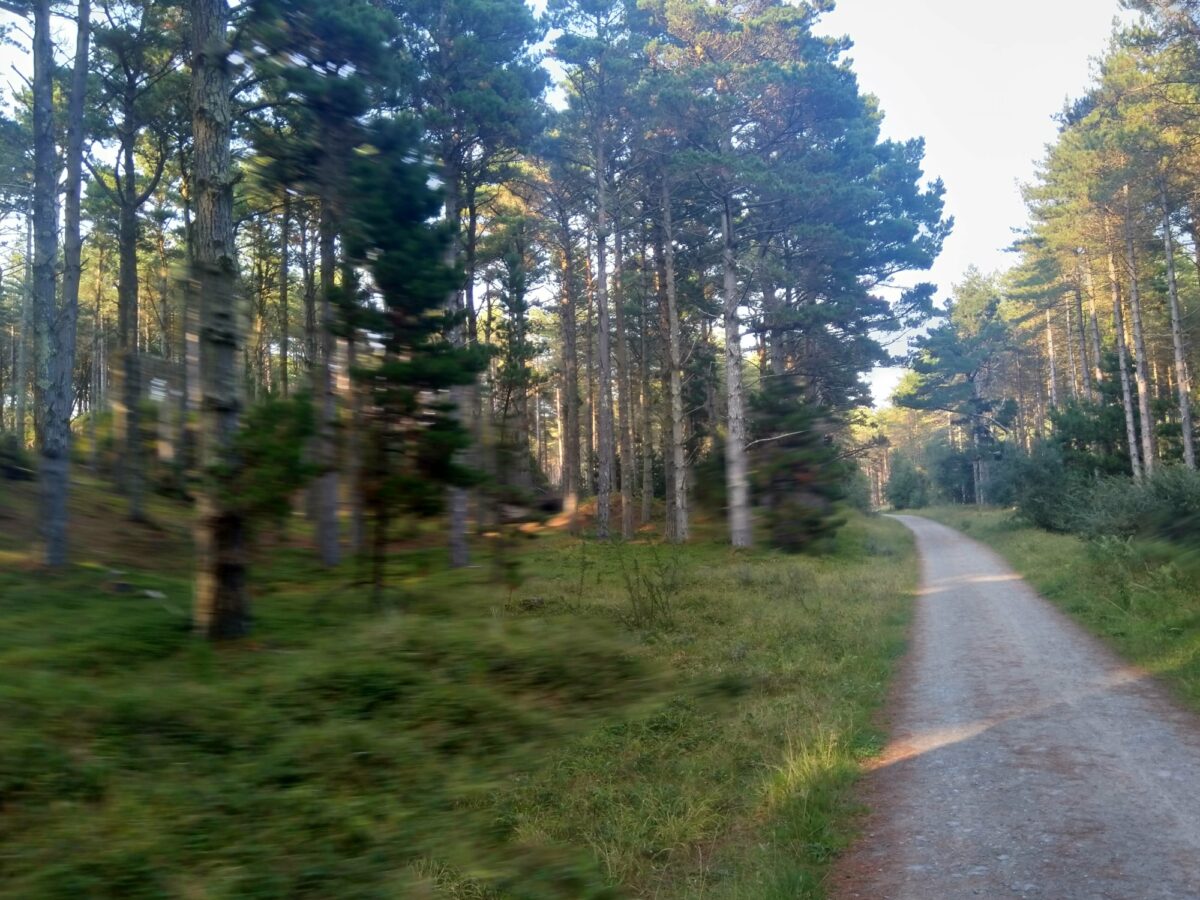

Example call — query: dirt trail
[832,514,1200,899]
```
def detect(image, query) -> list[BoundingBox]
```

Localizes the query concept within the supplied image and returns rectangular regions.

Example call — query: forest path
[831,514,1200,899]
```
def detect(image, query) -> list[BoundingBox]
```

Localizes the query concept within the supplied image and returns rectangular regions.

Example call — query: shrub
[0,433,34,480]
[1012,442,1086,532]
[885,454,928,510]
[1141,466,1200,546]
[843,467,874,514]
[1068,466,1200,547]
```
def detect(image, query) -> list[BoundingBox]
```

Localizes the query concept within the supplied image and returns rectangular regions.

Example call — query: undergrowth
[0,480,915,898]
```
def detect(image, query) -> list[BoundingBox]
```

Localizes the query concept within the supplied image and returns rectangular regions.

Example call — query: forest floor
[833,513,1200,899]
[0,478,915,899]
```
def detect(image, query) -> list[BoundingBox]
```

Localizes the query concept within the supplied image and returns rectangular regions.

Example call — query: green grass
[0,480,916,898]
[916,506,1200,710]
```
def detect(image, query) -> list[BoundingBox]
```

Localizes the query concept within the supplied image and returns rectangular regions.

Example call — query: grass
[0,479,916,898]
[916,505,1200,710]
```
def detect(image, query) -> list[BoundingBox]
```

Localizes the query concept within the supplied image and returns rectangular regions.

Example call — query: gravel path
[831,514,1200,899]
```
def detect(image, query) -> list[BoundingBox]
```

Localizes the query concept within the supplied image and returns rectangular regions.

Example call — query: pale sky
[816,0,1131,403]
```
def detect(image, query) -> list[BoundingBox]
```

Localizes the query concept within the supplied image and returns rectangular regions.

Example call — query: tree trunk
[279,192,290,397]
[1065,295,1080,400]
[1045,309,1059,408]
[638,232,653,526]
[14,216,31,445]
[441,165,471,568]
[1107,250,1143,481]
[1118,201,1156,473]
[661,176,688,542]
[315,192,341,565]
[346,331,365,555]
[191,0,248,638]
[594,135,615,540]
[1161,183,1196,469]
[33,0,79,566]
[114,91,149,520]
[558,228,581,531]
[612,216,635,539]
[720,196,751,548]
[1083,258,1104,394]
[583,246,595,498]
[300,209,316,369]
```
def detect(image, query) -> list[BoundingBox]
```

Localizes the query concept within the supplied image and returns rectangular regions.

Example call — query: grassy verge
[0,480,915,898]
[917,506,1200,710]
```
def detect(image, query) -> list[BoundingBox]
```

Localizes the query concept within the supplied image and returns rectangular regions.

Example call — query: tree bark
[720,195,751,548]
[14,216,31,444]
[1083,258,1104,394]
[594,136,615,540]
[346,331,365,555]
[557,225,581,530]
[661,175,688,542]
[1045,309,1059,408]
[1065,295,1080,400]
[441,164,471,568]
[612,214,635,539]
[300,208,316,369]
[583,244,595,498]
[638,230,653,526]
[34,0,84,566]
[1161,182,1196,469]
[315,191,341,565]
[1106,250,1143,481]
[191,0,248,638]
[279,192,290,397]
[1118,201,1156,473]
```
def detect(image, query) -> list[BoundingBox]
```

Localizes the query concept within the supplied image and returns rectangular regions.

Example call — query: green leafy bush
[1077,467,1200,545]
[885,454,928,509]
[0,434,34,480]
[1011,441,1086,532]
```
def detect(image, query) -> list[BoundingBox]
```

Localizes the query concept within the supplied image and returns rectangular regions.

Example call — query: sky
[815,0,1131,404]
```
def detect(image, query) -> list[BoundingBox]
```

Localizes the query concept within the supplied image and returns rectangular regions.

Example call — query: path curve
[832,514,1200,899]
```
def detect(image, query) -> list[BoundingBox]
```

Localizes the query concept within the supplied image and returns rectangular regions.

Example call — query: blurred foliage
[884,454,928,510]
[0,432,34,480]
[0,480,915,898]
[227,392,317,529]
[750,381,847,553]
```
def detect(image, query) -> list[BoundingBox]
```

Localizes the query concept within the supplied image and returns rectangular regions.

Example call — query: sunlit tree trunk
[1045,309,1059,408]
[1161,182,1196,470]
[557,229,581,531]
[34,0,88,566]
[1117,202,1156,473]
[720,194,751,548]
[661,176,688,542]
[1105,249,1143,481]
[1083,258,1104,394]
[583,237,595,498]
[1065,296,1080,400]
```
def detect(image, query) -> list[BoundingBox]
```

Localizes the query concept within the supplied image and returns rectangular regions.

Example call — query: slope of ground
[0,480,915,898]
